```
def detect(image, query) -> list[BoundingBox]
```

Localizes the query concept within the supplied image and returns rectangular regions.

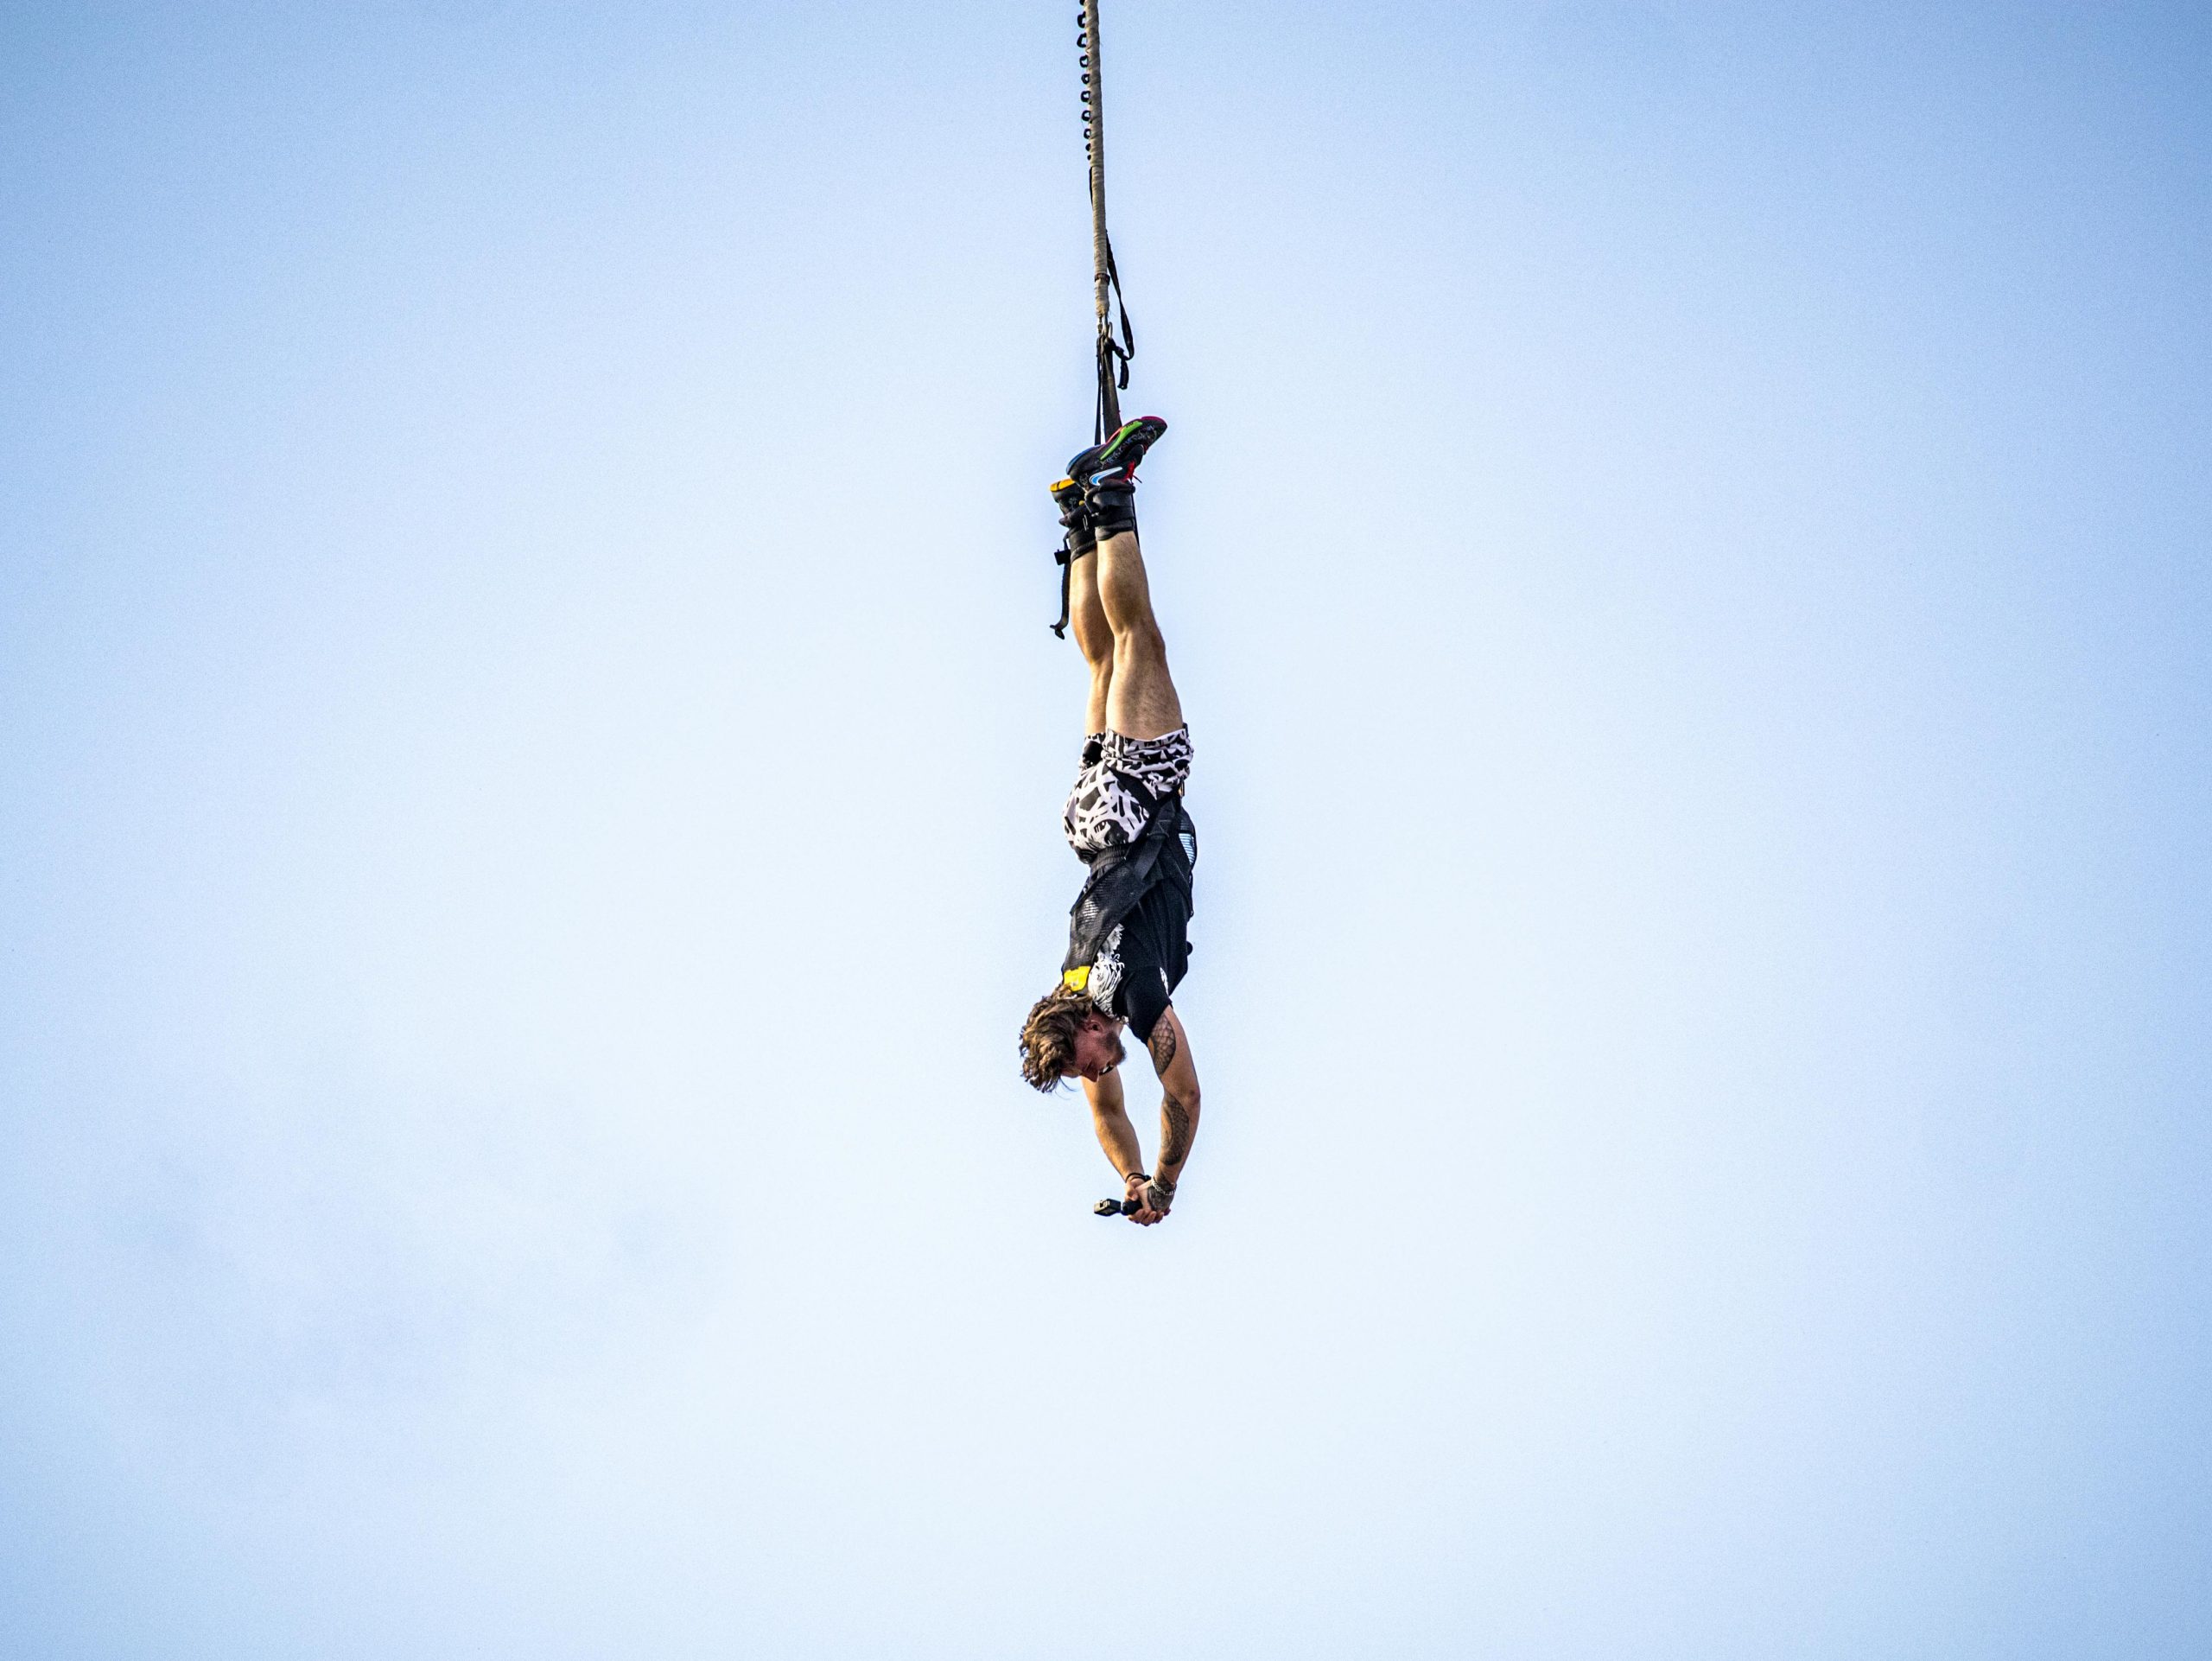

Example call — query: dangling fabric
[1062,787,1195,978]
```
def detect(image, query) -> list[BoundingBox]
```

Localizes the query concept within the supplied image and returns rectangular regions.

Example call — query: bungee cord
[1080,0,1135,442]
[1053,0,1140,639]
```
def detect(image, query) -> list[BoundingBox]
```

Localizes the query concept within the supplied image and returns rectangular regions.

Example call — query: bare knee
[1109,617,1167,662]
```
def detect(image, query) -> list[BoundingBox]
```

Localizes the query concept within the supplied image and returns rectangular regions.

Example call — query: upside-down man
[1018,416,1201,1227]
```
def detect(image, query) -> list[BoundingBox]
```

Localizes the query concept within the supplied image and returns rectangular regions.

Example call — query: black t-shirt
[1093,837,1194,1044]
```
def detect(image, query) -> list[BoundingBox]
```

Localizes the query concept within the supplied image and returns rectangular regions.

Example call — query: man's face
[1068,1016,1128,1083]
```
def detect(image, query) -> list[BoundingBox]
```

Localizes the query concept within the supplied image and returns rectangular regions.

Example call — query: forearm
[1084,1078,1146,1179]
[1144,1007,1202,1199]
[1155,1088,1199,1189]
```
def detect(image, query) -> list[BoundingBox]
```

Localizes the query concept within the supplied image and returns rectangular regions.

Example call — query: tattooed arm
[1127,1005,1200,1225]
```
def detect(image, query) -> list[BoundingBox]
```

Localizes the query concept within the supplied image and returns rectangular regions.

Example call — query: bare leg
[1069,550,1114,735]
[1096,529,1185,740]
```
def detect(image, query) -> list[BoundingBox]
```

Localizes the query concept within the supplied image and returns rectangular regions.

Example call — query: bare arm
[1082,1067,1146,1183]
[1147,1007,1200,1185]
[1131,1005,1200,1224]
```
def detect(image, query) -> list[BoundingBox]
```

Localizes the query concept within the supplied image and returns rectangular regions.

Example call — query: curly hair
[1018,983,1096,1091]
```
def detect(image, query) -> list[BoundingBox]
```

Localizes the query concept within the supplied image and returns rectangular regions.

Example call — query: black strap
[1063,786,1185,976]
[1054,239,1132,634]
[1051,539,1079,640]
[1092,236,1135,442]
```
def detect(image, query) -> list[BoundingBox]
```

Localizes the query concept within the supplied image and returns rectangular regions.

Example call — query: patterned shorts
[1063,726,1193,856]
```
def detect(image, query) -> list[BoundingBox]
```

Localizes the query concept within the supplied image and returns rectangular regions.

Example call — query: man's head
[1019,984,1127,1089]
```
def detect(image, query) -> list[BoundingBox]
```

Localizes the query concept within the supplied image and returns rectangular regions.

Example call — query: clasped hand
[1122,1169,1173,1225]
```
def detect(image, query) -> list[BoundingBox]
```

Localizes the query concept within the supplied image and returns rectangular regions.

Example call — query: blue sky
[3,3,2209,1657]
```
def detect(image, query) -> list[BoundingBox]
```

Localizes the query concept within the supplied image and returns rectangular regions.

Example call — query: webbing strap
[1093,238,1135,442]
[1050,540,1089,640]
[1062,786,1186,977]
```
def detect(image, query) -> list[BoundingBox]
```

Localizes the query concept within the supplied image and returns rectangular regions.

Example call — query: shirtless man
[1018,416,1202,1227]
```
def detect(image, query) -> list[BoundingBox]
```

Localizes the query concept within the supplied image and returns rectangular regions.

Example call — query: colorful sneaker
[1081,415,1167,487]
[1058,438,1106,493]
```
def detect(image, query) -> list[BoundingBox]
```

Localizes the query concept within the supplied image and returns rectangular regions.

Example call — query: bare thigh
[1096,530,1184,740]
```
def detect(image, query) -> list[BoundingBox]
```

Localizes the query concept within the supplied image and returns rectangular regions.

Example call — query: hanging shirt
[1087,869,1193,1044]
[1063,800,1196,1045]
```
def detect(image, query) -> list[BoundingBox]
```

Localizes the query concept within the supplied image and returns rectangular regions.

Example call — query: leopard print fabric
[1062,726,1193,856]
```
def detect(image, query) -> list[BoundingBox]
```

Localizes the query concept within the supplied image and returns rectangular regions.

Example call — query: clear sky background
[3,3,2209,1656]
